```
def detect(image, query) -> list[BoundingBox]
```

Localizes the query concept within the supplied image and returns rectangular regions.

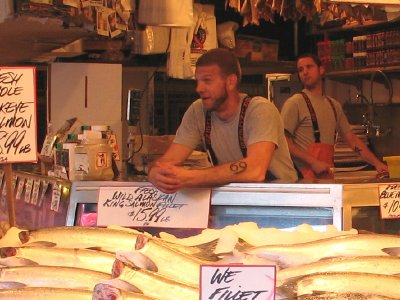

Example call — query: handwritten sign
[0,67,37,163]
[378,184,400,219]
[97,185,211,228]
[200,265,276,300]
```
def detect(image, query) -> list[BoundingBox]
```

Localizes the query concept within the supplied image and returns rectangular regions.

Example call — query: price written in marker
[378,184,400,219]
[97,185,210,228]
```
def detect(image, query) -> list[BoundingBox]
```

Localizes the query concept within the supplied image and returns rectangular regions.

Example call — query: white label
[379,184,400,219]
[95,151,109,168]
[200,265,276,300]
[0,67,38,163]
[31,180,40,205]
[16,177,26,200]
[24,178,34,203]
[75,153,89,175]
[97,186,211,228]
[51,183,61,212]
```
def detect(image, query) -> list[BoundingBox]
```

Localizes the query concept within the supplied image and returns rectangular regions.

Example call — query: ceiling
[0,15,95,66]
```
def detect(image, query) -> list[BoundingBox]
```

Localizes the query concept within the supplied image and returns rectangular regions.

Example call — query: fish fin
[108,278,142,293]
[382,247,400,256]
[0,281,27,289]
[116,251,158,272]
[87,246,103,251]
[24,241,57,247]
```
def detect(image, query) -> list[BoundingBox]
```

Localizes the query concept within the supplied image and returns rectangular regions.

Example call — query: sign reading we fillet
[0,67,37,163]
[200,265,276,300]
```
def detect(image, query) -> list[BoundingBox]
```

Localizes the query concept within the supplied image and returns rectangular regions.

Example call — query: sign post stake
[4,164,15,227]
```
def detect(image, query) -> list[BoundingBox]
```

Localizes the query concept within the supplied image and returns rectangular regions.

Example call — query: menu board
[0,67,37,163]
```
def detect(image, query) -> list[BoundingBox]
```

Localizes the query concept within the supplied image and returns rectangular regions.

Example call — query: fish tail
[0,247,16,258]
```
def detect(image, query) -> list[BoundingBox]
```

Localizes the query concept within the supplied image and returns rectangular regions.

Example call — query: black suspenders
[301,92,337,143]
[204,96,277,181]
[204,96,252,165]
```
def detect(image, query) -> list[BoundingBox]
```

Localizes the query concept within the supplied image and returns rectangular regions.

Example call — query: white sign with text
[97,185,211,228]
[378,184,400,219]
[0,67,37,163]
[200,265,276,300]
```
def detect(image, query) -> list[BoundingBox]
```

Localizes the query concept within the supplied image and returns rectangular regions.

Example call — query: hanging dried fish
[252,0,273,23]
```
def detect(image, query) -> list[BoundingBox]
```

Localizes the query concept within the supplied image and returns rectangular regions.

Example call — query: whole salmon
[18,226,140,253]
[0,287,92,299]
[277,256,400,283]
[113,260,199,300]
[279,272,400,299]
[288,292,399,299]
[245,234,400,268]
[0,265,111,290]
[130,235,206,286]
[0,246,116,274]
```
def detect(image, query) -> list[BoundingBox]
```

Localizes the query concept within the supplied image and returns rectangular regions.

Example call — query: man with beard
[281,53,387,179]
[149,48,297,193]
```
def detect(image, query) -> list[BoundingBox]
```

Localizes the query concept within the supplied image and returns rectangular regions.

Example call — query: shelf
[327,65,400,79]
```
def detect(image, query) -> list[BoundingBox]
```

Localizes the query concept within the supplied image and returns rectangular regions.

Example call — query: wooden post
[4,164,16,227]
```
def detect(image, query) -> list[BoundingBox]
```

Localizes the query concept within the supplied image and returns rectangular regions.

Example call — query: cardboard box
[233,35,279,62]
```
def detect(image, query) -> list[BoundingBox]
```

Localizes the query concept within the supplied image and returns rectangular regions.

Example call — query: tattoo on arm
[353,146,362,154]
[230,161,247,174]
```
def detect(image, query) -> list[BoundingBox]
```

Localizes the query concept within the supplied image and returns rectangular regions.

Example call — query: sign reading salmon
[378,184,400,219]
[0,67,37,163]
[97,185,211,227]
[200,265,276,300]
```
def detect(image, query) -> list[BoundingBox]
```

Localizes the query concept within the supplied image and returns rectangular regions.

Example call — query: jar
[74,139,114,180]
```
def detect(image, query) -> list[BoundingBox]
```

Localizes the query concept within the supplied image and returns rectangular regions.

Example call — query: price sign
[0,67,37,163]
[378,184,400,219]
[200,265,276,300]
[97,185,210,228]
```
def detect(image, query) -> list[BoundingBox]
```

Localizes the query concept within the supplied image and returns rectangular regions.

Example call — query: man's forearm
[183,159,268,188]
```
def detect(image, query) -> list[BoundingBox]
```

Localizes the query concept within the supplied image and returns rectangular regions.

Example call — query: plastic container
[383,156,400,178]
[74,139,114,180]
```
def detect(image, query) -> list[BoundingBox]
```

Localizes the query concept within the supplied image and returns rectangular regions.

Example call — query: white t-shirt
[173,94,298,181]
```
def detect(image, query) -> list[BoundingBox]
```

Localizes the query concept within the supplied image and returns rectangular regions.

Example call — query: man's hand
[375,161,389,178]
[148,161,181,194]
[311,159,332,176]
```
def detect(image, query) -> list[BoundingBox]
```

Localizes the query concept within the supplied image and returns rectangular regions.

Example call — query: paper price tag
[200,265,276,300]
[15,178,26,200]
[51,183,61,212]
[38,180,49,208]
[24,178,34,203]
[379,184,400,219]
[31,180,40,206]
[97,186,210,228]
[0,67,37,163]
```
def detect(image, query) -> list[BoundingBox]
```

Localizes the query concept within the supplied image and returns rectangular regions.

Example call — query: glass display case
[0,171,71,230]
[1,171,398,235]
[66,181,343,230]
